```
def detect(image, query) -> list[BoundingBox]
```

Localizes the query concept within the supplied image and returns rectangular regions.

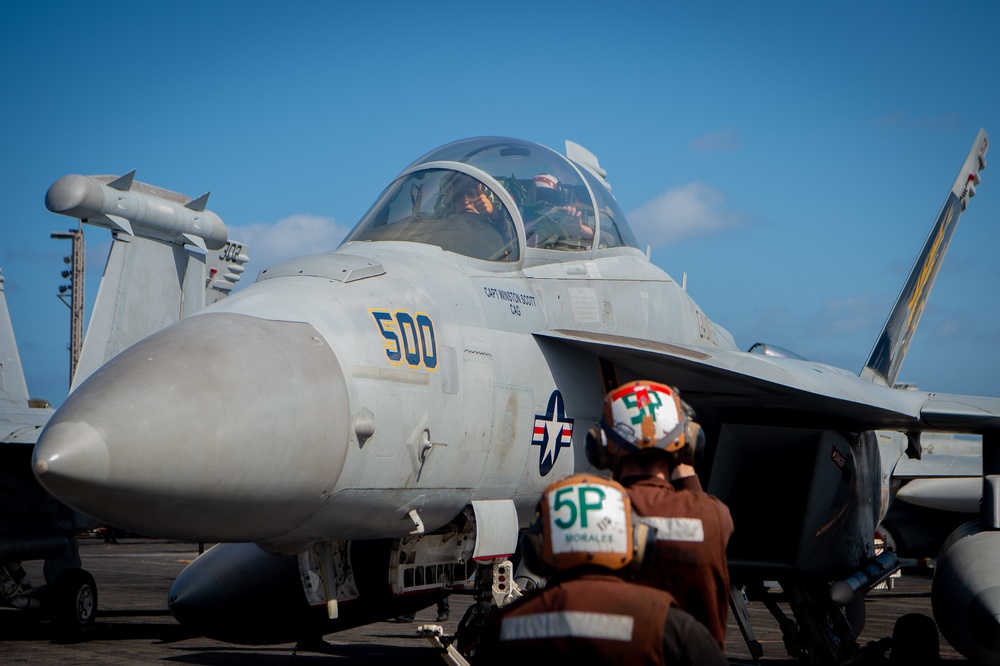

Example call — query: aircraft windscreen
[342,169,519,262]
[577,167,641,250]
[415,138,594,251]
[412,137,641,252]
[344,138,643,258]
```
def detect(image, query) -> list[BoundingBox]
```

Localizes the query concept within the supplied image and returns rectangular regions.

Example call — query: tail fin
[0,267,30,406]
[69,235,249,392]
[44,172,251,393]
[861,129,989,386]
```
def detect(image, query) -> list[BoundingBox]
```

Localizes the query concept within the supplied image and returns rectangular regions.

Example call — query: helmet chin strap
[656,414,689,453]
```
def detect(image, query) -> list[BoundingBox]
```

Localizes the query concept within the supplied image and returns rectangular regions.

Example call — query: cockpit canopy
[341,137,641,262]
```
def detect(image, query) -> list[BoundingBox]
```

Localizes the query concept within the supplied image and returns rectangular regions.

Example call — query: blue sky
[2,1,999,406]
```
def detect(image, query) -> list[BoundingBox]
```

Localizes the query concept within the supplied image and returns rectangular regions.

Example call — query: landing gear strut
[454,559,518,656]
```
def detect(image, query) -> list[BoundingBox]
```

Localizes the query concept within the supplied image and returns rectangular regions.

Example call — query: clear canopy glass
[342,137,641,261]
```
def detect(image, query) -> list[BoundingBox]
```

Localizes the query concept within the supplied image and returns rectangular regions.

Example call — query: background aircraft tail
[43,172,250,393]
[70,235,248,391]
[861,129,989,387]
[0,267,31,407]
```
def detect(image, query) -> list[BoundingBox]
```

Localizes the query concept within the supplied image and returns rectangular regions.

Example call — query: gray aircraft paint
[31,135,1000,663]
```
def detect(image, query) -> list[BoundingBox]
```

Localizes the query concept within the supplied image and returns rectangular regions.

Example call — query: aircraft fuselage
[35,238,730,552]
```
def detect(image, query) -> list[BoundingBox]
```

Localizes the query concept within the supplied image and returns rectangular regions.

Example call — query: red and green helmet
[599,380,689,456]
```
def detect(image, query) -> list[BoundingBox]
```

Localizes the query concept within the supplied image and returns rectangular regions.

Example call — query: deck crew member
[586,380,734,647]
[475,474,726,665]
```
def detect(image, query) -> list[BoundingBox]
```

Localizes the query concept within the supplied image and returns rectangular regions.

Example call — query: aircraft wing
[535,329,1000,435]
[893,454,982,478]
[0,406,50,445]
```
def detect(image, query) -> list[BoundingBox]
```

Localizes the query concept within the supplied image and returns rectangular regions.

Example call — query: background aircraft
[32,133,999,664]
[0,172,247,630]
[877,427,980,563]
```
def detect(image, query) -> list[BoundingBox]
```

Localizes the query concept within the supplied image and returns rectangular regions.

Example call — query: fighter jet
[0,173,247,630]
[31,133,999,663]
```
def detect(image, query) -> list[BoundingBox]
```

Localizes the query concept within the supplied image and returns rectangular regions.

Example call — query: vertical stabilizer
[0,268,29,406]
[70,236,248,392]
[43,172,250,394]
[861,129,989,386]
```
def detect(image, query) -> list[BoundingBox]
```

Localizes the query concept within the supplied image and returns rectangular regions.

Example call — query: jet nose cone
[34,312,351,543]
[33,420,109,502]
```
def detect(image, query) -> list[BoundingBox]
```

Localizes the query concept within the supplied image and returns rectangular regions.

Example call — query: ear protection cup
[689,421,706,465]
[585,425,611,470]
[667,400,702,467]
[669,421,700,467]
[518,519,555,579]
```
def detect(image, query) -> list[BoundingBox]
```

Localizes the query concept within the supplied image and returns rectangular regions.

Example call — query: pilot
[438,172,518,261]
[474,474,727,665]
[585,380,734,648]
[445,173,499,221]
[524,173,594,248]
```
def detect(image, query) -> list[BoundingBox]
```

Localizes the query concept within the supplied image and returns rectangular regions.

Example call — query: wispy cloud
[872,112,906,129]
[690,127,741,154]
[931,317,962,339]
[870,111,965,132]
[228,214,349,275]
[913,112,964,132]
[814,293,886,336]
[627,181,743,245]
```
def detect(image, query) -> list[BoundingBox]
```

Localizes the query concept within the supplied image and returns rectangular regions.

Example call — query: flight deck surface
[0,536,969,664]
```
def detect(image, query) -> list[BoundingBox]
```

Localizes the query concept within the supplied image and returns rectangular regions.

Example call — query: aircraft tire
[50,568,98,632]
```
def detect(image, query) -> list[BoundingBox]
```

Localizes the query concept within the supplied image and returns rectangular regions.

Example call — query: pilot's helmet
[443,172,485,209]
[521,474,650,575]
[586,380,701,469]
[533,173,562,206]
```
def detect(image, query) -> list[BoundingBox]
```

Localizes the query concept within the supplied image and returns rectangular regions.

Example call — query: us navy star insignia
[531,390,574,476]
